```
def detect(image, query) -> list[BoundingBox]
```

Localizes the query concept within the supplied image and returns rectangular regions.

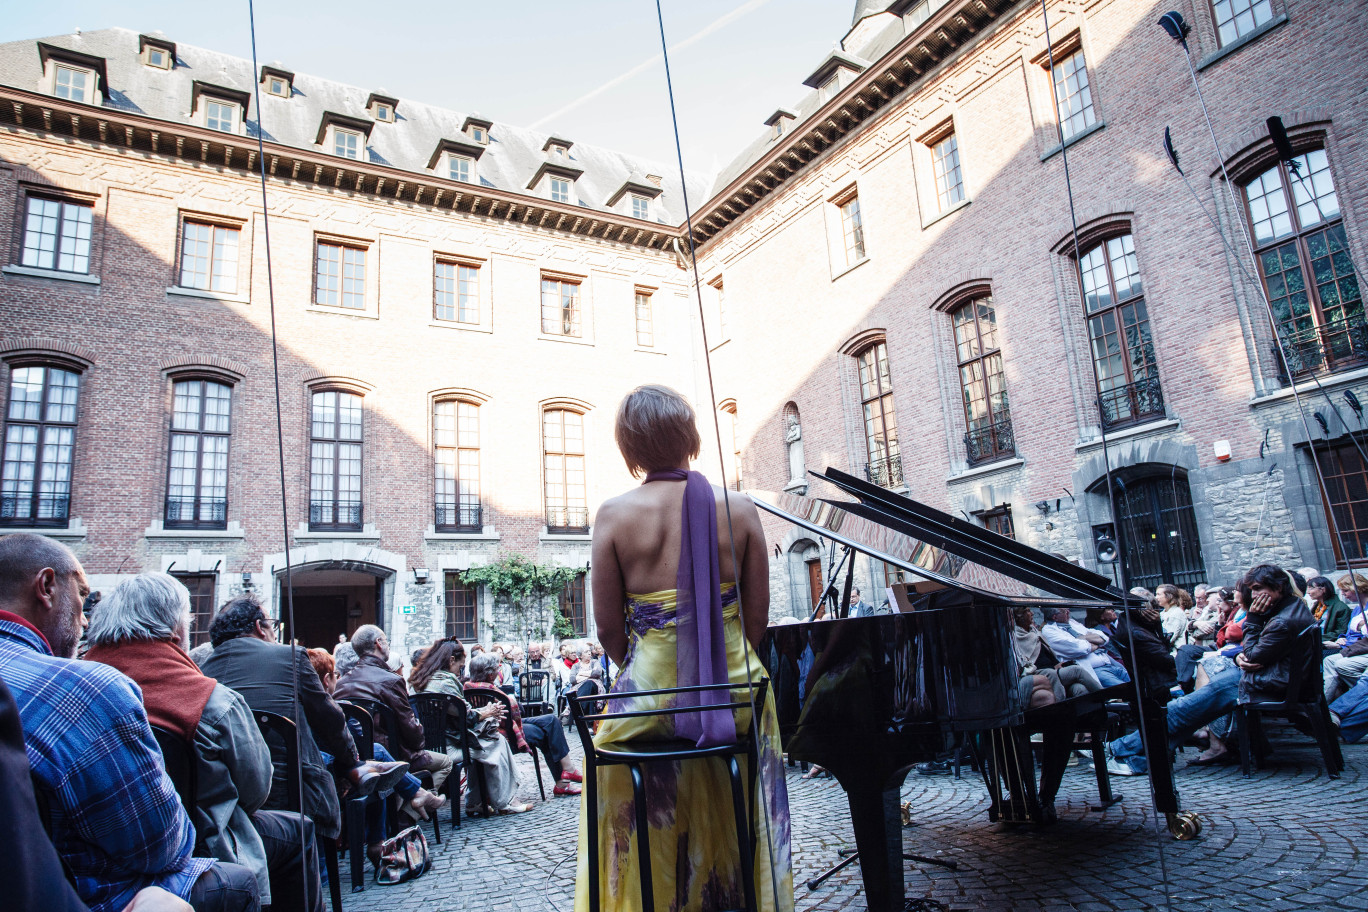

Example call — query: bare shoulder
[593,489,638,527]
[712,485,761,524]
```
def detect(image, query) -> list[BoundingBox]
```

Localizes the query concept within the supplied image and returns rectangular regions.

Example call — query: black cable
[653,1,782,907]
[1037,5,1175,910]
[245,2,307,905]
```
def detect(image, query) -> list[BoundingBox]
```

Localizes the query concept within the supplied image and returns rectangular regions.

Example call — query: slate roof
[0,28,707,226]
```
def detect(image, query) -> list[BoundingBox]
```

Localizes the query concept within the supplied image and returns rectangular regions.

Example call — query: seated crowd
[0,531,609,912]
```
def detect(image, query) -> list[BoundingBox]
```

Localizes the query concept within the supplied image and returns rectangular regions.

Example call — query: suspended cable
[652,1,783,907]
[1037,4,1176,907]
[244,2,309,908]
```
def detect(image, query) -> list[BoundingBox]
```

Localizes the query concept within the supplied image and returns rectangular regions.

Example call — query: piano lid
[750,468,1124,608]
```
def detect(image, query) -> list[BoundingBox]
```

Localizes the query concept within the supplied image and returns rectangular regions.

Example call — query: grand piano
[757,468,1197,912]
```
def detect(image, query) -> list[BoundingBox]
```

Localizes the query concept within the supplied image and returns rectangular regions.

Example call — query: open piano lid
[751,467,1125,608]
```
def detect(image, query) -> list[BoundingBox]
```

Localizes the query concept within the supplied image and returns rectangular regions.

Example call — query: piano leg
[844,773,910,912]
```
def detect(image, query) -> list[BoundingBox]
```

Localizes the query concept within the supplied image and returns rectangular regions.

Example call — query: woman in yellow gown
[575,385,793,912]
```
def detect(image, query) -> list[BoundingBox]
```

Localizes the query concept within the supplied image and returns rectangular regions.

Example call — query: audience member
[1083,605,1122,661]
[526,643,546,670]
[1011,606,1102,700]
[1237,564,1314,704]
[201,597,406,853]
[1308,575,1351,648]
[1156,584,1191,650]
[1324,572,1368,702]
[85,574,322,911]
[466,651,582,797]
[1039,605,1130,687]
[0,533,257,912]
[334,625,453,793]
[334,641,360,678]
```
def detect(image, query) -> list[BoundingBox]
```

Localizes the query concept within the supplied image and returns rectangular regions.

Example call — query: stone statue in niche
[784,411,805,487]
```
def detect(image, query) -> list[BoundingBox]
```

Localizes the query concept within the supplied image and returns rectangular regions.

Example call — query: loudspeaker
[1093,524,1119,564]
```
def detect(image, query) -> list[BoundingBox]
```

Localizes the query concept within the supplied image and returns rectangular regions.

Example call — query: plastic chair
[518,670,555,717]
[1237,623,1345,779]
[150,725,200,826]
[253,710,347,912]
[345,698,441,843]
[465,686,547,801]
[409,692,466,830]
[569,679,769,912]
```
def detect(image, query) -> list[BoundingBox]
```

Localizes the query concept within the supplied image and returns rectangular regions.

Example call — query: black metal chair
[342,698,441,844]
[569,679,769,912]
[1237,623,1346,779]
[150,725,200,827]
[465,686,546,801]
[252,710,346,912]
[518,670,556,718]
[409,692,465,829]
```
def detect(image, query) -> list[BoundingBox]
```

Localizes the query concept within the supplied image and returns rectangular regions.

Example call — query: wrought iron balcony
[435,503,482,532]
[964,412,1016,467]
[862,453,905,489]
[1273,314,1368,383]
[164,496,228,530]
[0,493,70,526]
[546,505,590,533]
[1098,376,1165,430]
[309,500,363,532]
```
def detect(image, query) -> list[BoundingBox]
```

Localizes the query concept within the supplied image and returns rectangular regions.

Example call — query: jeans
[188,861,259,912]
[1094,662,1131,688]
[251,810,324,912]
[1109,666,1240,772]
[323,741,421,800]
[1324,653,1368,702]
[522,713,571,779]
[322,742,419,846]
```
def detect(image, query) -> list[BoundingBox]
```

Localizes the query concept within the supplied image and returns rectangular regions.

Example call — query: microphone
[1267,116,1297,164]
[1157,11,1190,48]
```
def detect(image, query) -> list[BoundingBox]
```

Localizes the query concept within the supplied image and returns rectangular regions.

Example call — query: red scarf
[85,638,217,741]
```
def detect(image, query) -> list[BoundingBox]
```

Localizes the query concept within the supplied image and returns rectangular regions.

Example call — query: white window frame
[549,176,572,204]
[204,99,240,134]
[373,103,393,123]
[144,46,171,70]
[469,125,488,144]
[630,195,650,220]
[178,219,241,294]
[1050,47,1097,142]
[266,76,289,98]
[333,128,361,160]
[931,132,965,212]
[52,64,93,104]
[448,154,474,184]
[1211,0,1275,47]
[20,196,94,275]
[818,73,840,103]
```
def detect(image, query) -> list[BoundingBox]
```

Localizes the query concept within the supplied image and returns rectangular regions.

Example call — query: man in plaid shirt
[0,533,258,912]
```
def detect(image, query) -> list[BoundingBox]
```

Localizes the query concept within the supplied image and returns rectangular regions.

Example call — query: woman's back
[602,476,746,593]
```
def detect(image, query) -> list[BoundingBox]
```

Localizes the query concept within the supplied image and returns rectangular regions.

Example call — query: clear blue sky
[2,0,852,177]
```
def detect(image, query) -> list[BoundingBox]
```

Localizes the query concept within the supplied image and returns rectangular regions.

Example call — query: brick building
[0,27,711,652]
[2,0,1367,638]
[693,0,1368,614]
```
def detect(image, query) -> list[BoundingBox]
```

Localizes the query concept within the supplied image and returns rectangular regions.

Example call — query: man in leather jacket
[1238,564,1315,704]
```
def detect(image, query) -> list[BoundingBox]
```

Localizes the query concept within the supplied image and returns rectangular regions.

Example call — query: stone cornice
[0,85,679,254]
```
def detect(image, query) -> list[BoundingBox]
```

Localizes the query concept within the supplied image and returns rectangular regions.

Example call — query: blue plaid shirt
[0,616,214,912]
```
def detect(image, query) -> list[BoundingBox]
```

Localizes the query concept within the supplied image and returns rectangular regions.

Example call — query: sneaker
[1104,757,1142,776]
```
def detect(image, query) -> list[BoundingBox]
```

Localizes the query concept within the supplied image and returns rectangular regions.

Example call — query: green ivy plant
[460,553,581,647]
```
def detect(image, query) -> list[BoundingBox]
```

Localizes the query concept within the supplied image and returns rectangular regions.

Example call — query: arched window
[434,399,480,531]
[543,408,587,532]
[1,364,80,526]
[165,378,232,529]
[1242,148,1362,379]
[309,390,363,531]
[951,297,1014,465]
[1078,234,1163,428]
[854,341,901,488]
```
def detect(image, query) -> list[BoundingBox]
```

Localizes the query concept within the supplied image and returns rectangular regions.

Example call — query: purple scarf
[643,468,732,747]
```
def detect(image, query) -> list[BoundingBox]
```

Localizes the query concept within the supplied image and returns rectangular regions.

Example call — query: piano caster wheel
[901,801,912,827]
[1166,811,1201,841]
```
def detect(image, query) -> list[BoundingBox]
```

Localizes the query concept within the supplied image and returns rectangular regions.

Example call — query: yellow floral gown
[574,584,794,912]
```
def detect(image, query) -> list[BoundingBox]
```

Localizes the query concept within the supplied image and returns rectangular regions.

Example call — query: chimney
[646,174,663,187]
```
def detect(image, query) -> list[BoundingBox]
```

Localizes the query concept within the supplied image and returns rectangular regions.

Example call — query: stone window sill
[1041,120,1106,162]
[537,332,595,347]
[0,518,87,539]
[306,304,379,321]
[3,264,100,285]
[832,256,871,282]
[1249,365,1368,408]
[166,286,250,305]
[428,320,493,334]
[921,196,971,230]
[1075,417,1181,451]
[145,520,245,539]
[540,529,591,542]
[294,522,381,541]
[424,526,500,542]
[1198,15,1288,72]
[947,456,1025,482]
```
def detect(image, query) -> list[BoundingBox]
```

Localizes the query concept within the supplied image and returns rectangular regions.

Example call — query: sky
[1,0,854,179]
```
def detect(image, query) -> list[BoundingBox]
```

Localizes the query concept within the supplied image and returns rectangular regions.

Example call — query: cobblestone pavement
[340,726,1365,912]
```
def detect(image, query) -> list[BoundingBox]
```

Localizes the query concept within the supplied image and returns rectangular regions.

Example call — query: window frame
[543,407,588,533]
[434,258,480,324]
[630,195,650,220]
[203,98,241,134]
[1,363,81,528]
[540,276,583,338]
[549,176,572,204]
[634,288,655,348]
[978,505,1016,539]
[1208,0,1275,47]
[1076,232,1164,430]
[177,217,242,294]
[1239,149,1362,381]
[172,572,217,648]
[144,46,171,70]
[560,572,588,637]
[951,297,1015,466]
[313,238,369,311]
[332,127,362,160]
[20,194,95,275]
[433,398,481,532]
[53,63,93,103]
[931,131,966,212]
[838,194,867,266]
[447,153,474,184]
[444,572,479,640]
[854,341,902,489]
[164,377,233,531]
[308,389,364,532]
[1048,46,1098,143]
[267,76,289,97]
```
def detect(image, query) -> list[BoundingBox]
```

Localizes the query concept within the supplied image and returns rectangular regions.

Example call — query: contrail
[528,0,772,130]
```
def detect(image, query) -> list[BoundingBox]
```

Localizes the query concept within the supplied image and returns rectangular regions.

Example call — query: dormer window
[205,100,239,134]
[334,129,360,159]
[54,65,92,103]
[367,92,399,124]
[463,115,493,146]
[819,73,839,102]
[772,120,784,139]
[550,177,571,204]
[260,65,294,99]
[631,195,649,220]
[471,126,487,143]
[139,34,176,70]
[448,154,474,183]
[192,82,249,136]
[803,49,867,107]
[542,136,575,162]
[550,144,568,160]
[765,108,796,142]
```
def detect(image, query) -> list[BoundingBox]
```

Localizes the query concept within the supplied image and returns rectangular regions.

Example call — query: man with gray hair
[335,624,453,790]
[0,533,255,912]
[85,573,323,911]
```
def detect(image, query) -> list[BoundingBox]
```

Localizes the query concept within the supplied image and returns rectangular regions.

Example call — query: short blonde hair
[1337,572,1368,597]
[614,385,701,477]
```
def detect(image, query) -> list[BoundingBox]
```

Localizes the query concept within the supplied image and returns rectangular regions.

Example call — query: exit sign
[400,605,416,615]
